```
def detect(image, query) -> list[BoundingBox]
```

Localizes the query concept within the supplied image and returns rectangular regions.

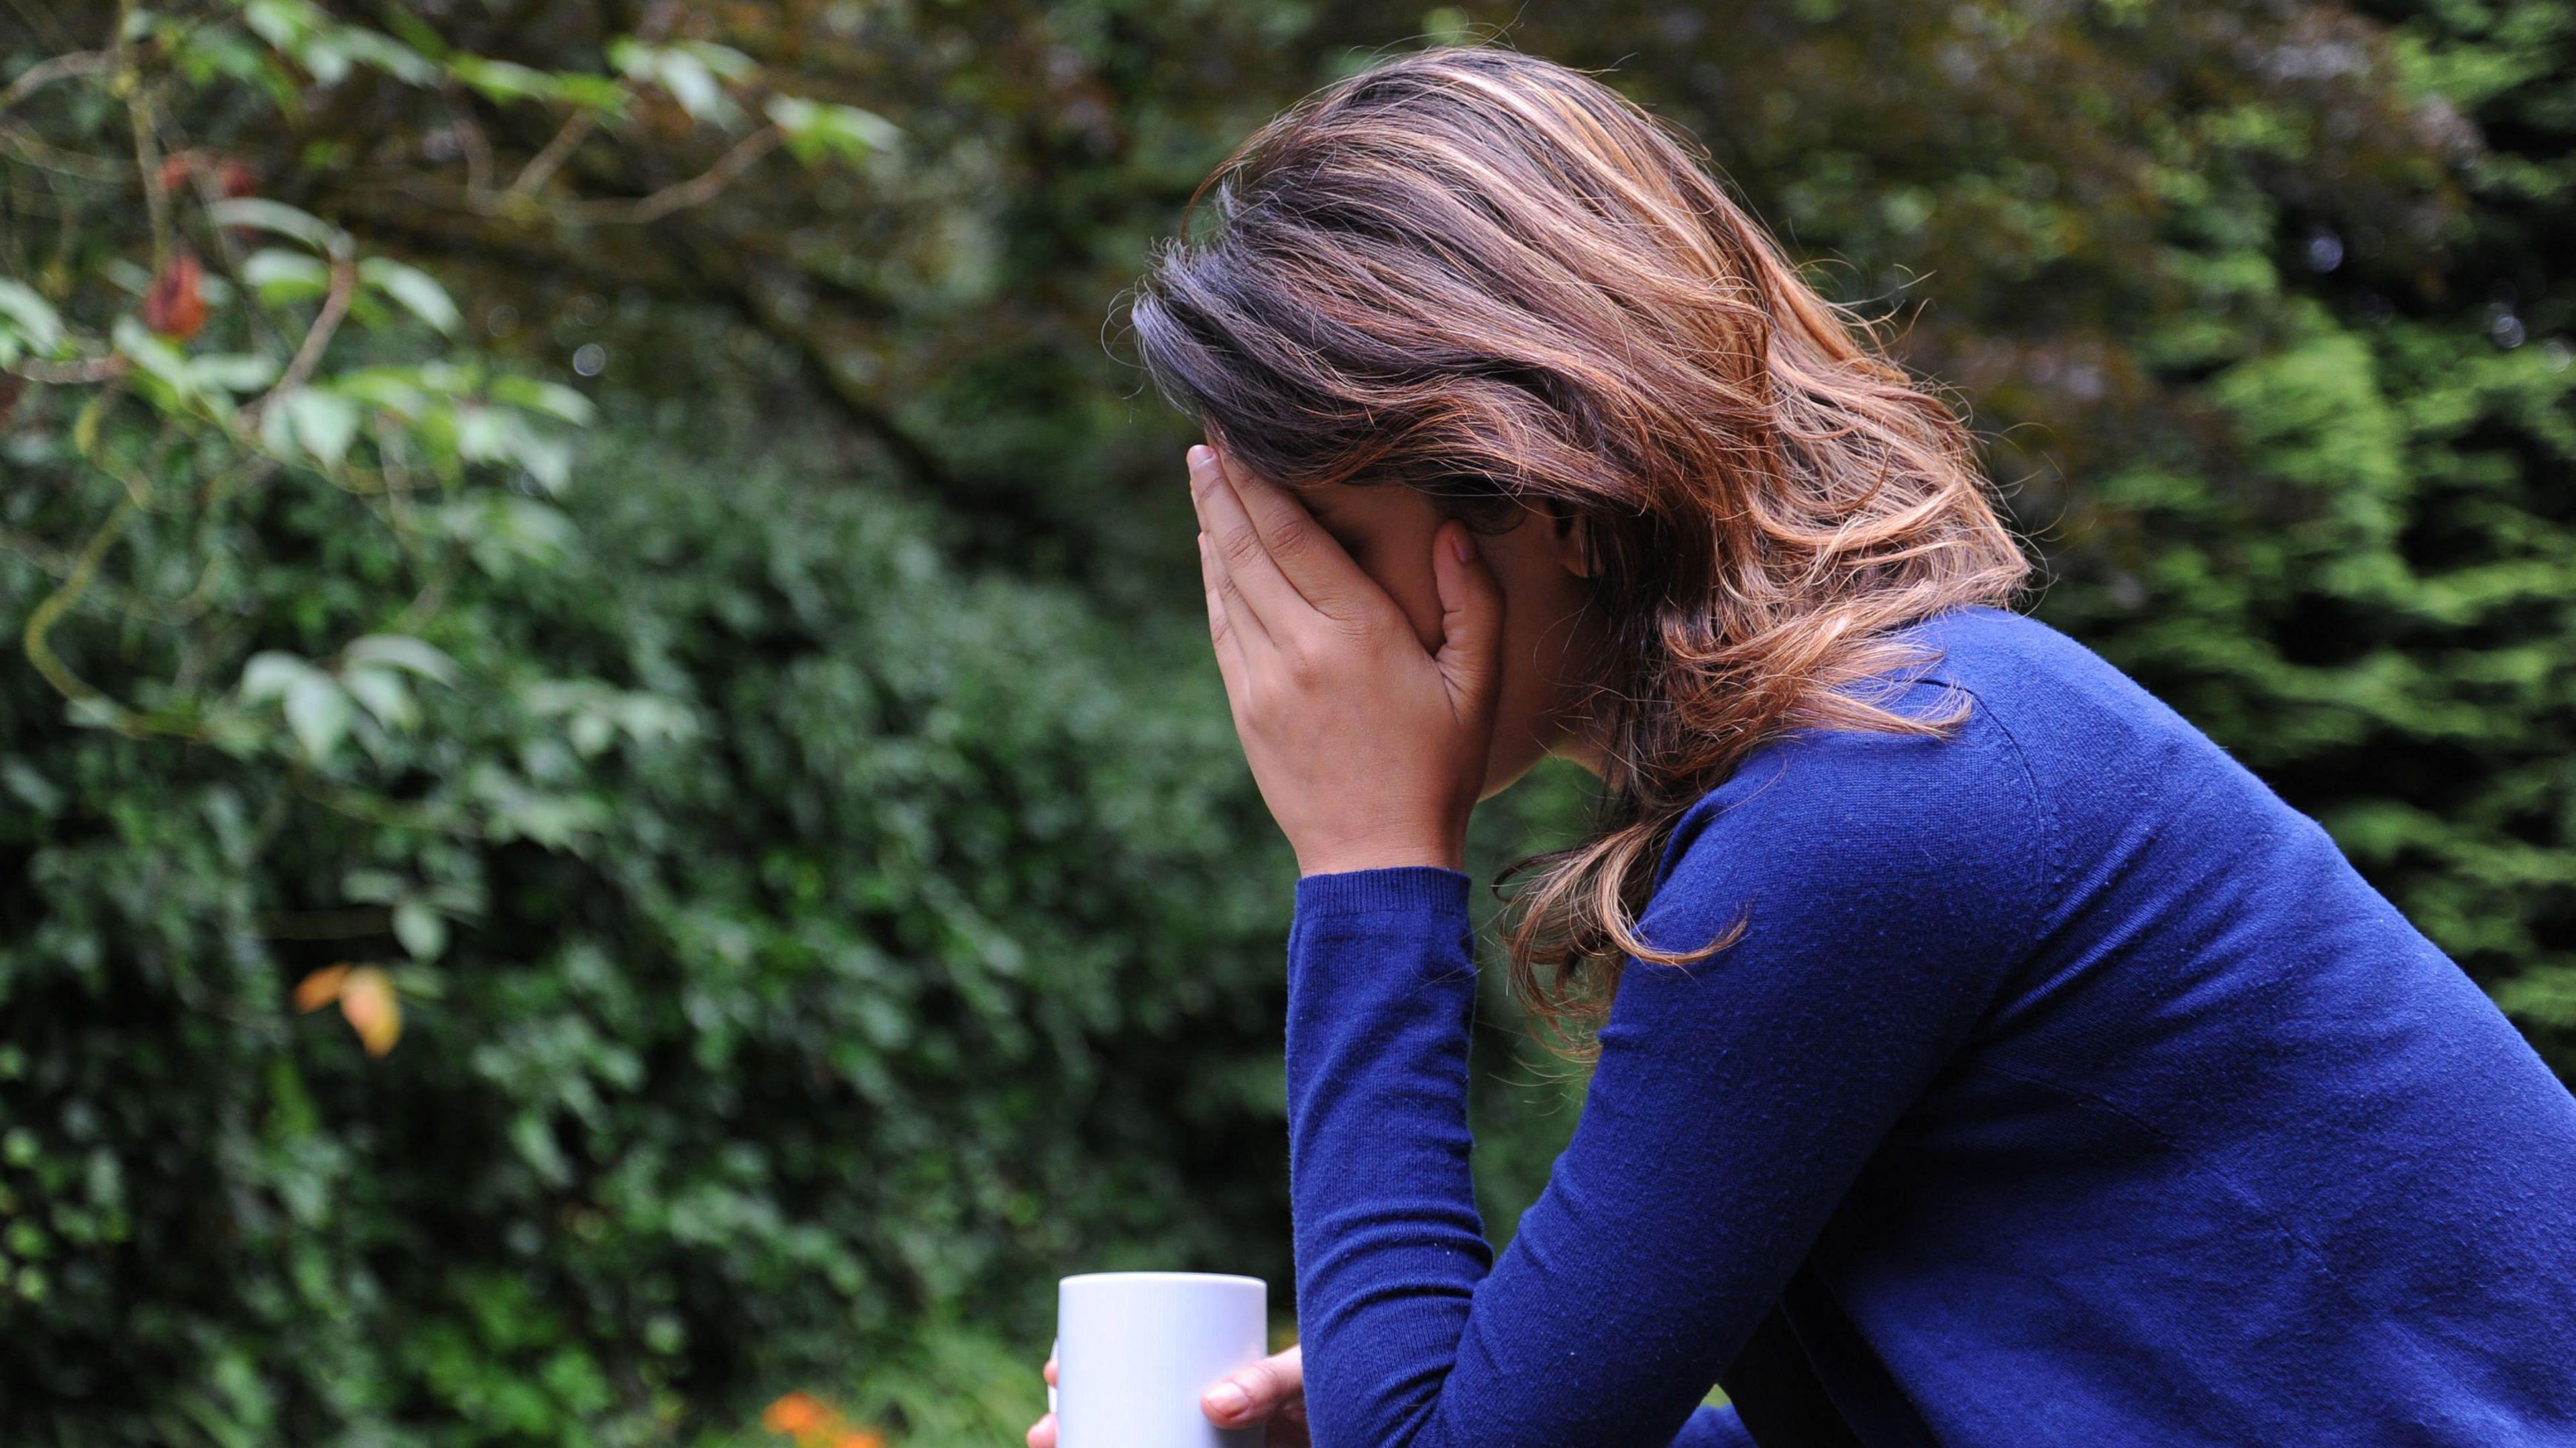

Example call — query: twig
[504,106,604,202]
[8,354,131,384]
[242,256,358,427]
[545,124,782,225]
[0,123,130,181]
[128,93,171,270]
[450,99,495,194]
[294,776,480,836]
[21,494,138,720]
[495,0,676,204]
[0,522,219,625]
[0,50,113,116]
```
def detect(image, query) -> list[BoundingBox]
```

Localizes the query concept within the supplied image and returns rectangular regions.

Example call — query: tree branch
[244,256,358,428]
[0,49,113,116]
[545,124,784,224]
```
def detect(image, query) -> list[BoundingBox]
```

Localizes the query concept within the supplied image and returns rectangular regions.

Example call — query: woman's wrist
[1294,836,1466,877]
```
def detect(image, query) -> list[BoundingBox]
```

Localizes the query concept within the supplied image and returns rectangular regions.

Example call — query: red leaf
[144,253,207,341]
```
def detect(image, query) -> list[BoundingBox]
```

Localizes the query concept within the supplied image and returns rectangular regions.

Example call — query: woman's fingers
[1204,446,1376,620]
[1428,518,1504,717]
[1199,531,1259,705]
[1201,526,1273,659]
[1188,445,1309,636]
[1041,1344,1301,1448]
[1202,1345,1305,1429]
[1026,1352,1059,1447]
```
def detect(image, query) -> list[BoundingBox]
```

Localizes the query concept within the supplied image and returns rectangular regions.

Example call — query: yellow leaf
[293,964,351,1012]
[339,966,402,1056]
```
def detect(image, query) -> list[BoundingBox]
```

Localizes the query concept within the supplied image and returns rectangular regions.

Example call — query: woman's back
[1734,604,2576,1442]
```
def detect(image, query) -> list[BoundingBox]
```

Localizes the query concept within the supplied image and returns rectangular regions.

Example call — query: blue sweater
[1283,605,2576,1447]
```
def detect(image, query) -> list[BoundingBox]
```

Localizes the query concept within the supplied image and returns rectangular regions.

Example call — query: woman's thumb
[1430,520,1503,712]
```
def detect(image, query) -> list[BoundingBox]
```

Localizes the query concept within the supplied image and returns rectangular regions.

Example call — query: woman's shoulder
[1894,604,2172,720]
[1642,617,2057,946]
[1633,635,2054,984]
[1645,604,2249,938]
[1647,608,2047,875]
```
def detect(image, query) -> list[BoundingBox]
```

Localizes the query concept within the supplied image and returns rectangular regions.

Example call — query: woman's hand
[1026,1345,1311,1448]
[1187,443,1503,876]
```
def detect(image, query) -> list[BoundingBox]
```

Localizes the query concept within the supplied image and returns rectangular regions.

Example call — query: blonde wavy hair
[1126,44,2032,1037]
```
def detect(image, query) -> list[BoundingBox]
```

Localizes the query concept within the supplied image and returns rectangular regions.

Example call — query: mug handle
[1048,1336,1059,1416]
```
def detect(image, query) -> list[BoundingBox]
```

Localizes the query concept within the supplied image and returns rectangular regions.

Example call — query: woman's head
[1128,44,2031,1028]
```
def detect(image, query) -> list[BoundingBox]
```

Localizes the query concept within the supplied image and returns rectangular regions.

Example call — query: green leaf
[333,27,437,85]
[333,367,431,419]
[283,390,360,465]
[294,34,354,86]
[281,674,354,759]
[241,248,331,304]
[488,374,596,425]
[358,259,460,334]
[767,95,902,167]
[344,634,460,685]
[605,37,651,79]
[391,900,447,962]
[438,496,575,572]
[455,405,511,464]
[449,55,558,106]
[568,711,615,757]
[190,353,281,394]
[654,51,724,121]
[241,0,324,50]
[111,317,197,400]
[674,40,757,80]
[610,41,741,124]
[0,279,64,360]
[551,73,630,115]
[237,651,316,703]
[338,665,416,730]
[341,869,405,904]
[508,1111,572,1188]
[207,199,350,258]
[517,432,573,493]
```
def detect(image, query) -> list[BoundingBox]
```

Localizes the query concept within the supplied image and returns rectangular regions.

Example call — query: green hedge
[0,428,1301,1444]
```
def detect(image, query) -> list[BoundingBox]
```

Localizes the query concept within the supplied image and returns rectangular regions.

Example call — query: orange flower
[761,1393,830,1437]
[833,1432,885,1448]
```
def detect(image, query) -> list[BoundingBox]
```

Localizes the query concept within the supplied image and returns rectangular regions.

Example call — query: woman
[1030,44,2576,1447]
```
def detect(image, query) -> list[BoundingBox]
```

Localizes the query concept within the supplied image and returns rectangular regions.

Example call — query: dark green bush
[0,427,1301,1444]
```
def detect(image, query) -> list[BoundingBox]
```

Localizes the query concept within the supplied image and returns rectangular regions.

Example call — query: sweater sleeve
[1282,710,2043,1448]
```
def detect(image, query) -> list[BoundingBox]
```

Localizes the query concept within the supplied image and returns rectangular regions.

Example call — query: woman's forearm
[1280,726,2029,1447]
[1285,867,1491,1448]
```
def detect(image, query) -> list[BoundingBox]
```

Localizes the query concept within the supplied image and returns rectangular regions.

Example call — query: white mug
[1054,1271,1268,1448]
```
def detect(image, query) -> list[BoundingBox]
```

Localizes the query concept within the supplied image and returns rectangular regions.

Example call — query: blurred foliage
[3,0,2571,1443]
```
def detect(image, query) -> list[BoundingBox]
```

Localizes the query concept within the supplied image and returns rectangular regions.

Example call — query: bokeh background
[2,1,2569,1443]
